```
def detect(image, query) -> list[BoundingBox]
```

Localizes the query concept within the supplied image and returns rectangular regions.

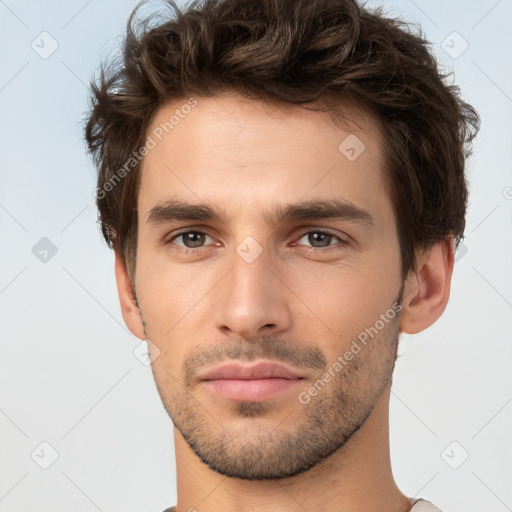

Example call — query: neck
[173,384,412,512]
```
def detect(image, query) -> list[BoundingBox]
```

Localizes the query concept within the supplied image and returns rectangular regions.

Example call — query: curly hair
[85,0,480,280]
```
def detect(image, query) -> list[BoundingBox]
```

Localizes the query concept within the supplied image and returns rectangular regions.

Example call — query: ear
[399,237,455,334]
[114,248,146,340]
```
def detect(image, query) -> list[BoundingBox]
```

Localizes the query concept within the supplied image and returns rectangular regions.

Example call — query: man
[85,0,479,510]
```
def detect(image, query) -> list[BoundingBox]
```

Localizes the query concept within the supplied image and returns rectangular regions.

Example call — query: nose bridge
[214,233,291,338]
[232,235,271,298]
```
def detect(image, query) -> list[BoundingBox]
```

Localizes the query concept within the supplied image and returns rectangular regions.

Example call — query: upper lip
[199,361,304,380]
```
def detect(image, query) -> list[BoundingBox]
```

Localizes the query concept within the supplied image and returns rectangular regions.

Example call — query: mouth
[199,360,305,402]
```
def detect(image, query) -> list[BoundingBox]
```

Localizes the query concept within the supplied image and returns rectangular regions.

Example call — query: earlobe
[114,248,146,340]
[399,237,455,334]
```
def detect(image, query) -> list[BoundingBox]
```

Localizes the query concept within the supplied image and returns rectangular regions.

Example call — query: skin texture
[115,91,455,512]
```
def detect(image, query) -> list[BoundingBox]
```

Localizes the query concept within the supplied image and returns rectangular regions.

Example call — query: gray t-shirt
[410,499,444,511]
[161,498,444,511]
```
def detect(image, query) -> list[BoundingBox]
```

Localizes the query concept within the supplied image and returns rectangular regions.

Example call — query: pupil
[185,232,204,248]
[310,232,331,247]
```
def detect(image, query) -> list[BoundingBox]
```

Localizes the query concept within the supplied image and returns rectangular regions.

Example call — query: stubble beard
[143,291,403,480]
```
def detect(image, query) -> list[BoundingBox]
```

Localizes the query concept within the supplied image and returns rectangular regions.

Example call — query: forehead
[138,92,390,225]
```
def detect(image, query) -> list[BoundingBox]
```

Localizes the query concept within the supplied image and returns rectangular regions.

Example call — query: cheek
[286,242,400,327]
[291,266,395,352]
[136,240,203,305]
[135,249,222,369]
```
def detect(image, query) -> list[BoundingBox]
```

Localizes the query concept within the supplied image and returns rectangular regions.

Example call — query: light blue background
[1,1,511,511]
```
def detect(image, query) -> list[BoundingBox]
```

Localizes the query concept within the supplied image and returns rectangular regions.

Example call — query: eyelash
[165,228,349,254]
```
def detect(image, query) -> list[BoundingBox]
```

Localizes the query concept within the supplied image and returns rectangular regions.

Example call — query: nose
[214,242,292,340]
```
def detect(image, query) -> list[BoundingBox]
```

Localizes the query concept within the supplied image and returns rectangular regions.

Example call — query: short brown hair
[85,0,480,280]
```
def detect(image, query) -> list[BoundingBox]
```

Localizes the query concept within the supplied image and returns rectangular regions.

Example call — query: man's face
[132,92,404,479]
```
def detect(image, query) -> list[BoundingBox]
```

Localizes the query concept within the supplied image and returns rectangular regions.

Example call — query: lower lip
[203,378,303,402]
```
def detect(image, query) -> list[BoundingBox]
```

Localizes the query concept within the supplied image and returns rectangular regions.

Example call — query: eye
[294,230,348,251]
[167,230,215,251]
[164,228,349,255]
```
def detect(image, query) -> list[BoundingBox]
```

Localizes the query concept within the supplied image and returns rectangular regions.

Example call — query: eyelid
[165,226,350,253]
[292,228,350,251]
[164,228,216,248]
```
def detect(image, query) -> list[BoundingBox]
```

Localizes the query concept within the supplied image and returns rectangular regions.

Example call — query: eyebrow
[146,198,374,227]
